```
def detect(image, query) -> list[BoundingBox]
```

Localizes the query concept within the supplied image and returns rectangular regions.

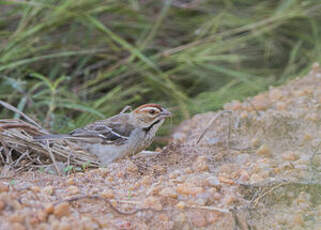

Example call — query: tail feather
[33,134,71,141]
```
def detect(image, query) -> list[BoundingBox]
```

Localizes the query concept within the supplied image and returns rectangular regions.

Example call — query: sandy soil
[0,63,321,230]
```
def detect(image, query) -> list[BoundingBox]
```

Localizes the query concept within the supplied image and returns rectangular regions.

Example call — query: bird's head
[130,104,171,130]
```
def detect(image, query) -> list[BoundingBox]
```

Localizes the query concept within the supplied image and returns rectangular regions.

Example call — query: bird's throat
[143,119,161,133]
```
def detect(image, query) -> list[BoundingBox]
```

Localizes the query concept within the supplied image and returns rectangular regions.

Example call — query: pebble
[54,202,70,218]
[0,182,9,193]
[193,156,209,172]
[44,203,54,215]
[66,178,75,185]
[256,144,272,156]
[218,176,234,185]
[176,201,186,209]
[190,211,208,227]
[66,185,79,195]
[282,151,299,161]
[101,189,114,199]
[176,183,204,196]
[43,186,54,195]
[143,196,162,211]
[251,94,270,110]
[206,176,220,187]
[30,186,41,193]
[159,187,177,199]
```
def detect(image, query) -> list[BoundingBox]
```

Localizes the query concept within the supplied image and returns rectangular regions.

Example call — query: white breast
[83,120,164,166]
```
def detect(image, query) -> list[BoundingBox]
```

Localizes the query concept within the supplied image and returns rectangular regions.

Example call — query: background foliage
[0,0,320,135]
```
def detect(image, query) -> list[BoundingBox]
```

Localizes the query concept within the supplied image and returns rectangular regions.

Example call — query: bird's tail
[33,134,71,141]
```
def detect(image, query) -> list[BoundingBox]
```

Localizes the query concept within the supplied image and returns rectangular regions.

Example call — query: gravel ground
[0,63,321,229]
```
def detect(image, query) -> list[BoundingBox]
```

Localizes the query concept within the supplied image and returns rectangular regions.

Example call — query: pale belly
[81,128,155,166]
[84,143,129,166]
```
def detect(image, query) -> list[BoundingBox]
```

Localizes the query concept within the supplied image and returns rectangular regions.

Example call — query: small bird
[34,104,171,165]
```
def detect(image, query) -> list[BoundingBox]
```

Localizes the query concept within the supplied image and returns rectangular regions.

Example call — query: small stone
[54,202,70,218]
[251,94,270,110]
[282,151,299,161]
[37,211,48,222]
[206,176,220,187]
[141,175,152,185]
[43,186,54,195]
[143,196,162,211]
[190,211,207,227]
[276,101,287,111]
[251,137,261,148]
[193,156,209,172]
[66,178,75,185]
[101,189,114,199]
[159,187,177,199]
[66,185,79,195]
[176,201,186,209]
[303,133,313,142]
[256,144,271,156]
[176,183,204,196]
[218,176,234,185]
[0,182,9,193]
[44,203,54,215]
[184,167,193,174]
[30,186,41,193]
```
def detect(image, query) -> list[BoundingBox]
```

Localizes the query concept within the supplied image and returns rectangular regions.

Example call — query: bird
[34,104,171,165]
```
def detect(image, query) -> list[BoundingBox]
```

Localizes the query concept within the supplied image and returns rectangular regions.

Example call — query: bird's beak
[159,109,172,119]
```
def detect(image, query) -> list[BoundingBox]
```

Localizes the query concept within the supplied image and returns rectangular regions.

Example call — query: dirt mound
[0,63,321,229]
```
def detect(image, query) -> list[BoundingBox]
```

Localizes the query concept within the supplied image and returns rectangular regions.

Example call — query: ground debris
[0,64,321,229]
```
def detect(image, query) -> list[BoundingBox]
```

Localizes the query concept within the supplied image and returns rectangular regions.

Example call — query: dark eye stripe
[149,109,156,114]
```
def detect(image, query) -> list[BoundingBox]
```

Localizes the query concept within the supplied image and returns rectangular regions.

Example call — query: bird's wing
[69,113,135,144]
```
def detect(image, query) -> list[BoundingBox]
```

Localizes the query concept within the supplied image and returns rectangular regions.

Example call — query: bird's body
[34,104,171,165]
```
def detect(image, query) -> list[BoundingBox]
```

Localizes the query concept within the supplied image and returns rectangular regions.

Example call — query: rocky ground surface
[1,63,321,229]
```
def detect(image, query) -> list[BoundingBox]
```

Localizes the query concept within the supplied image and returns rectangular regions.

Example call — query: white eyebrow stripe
[139,107,161,112]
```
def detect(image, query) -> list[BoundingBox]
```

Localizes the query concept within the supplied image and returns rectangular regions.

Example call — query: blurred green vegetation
[0,0,320,134]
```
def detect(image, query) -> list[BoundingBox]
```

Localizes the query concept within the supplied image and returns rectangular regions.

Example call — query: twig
[45,141,61,176]
[58,195,162,216]
[196,110,232,144]
[186,204,230,214]
[0,100,42,129]
[252,181,290,207]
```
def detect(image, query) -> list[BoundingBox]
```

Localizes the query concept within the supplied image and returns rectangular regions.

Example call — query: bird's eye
[149,109,156,115]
